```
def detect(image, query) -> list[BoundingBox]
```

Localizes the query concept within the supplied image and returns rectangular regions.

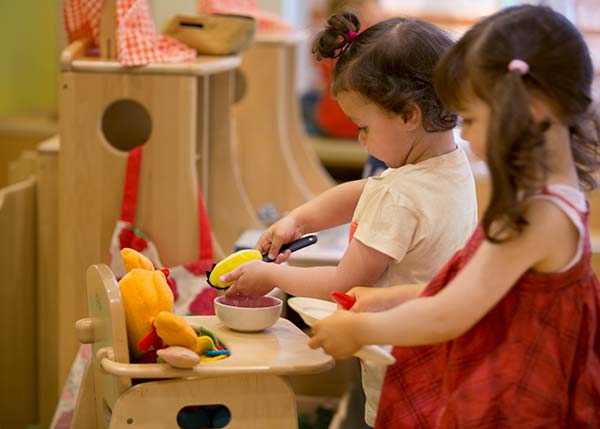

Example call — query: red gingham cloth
[64,0,196,66]
[198,0,295,32]
[376,190,600,428]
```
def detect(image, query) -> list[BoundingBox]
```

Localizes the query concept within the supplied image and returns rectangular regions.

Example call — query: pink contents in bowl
[217,295,280,308]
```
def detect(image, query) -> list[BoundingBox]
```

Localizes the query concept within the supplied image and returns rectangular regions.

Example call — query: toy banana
[206,249,263,289]
[205,235,318,290]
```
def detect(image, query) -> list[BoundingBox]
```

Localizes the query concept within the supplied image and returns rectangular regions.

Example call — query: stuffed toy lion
[118,248,229,367]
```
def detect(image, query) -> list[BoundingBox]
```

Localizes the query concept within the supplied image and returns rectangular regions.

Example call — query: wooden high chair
[57,2,264,389]
[73,264,334,428]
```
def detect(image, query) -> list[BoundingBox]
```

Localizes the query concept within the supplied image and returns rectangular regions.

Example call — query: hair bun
[312,12,361,60]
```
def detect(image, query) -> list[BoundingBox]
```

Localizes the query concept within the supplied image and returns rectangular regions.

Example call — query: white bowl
[214,295,282,332]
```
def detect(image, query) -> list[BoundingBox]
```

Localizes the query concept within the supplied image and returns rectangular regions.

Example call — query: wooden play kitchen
[57,12,265,392]
[55,3,346,427]
[73,263,334,428]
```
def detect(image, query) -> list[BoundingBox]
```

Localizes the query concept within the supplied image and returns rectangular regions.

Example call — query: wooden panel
[0,131,49,188]
[112,375,298,429]
[283,43,335,195]
[8,150,38,184]
[36,135,60,428]
[0,178,37,428]
[204,71,262,255]
[235,44,313,212]
[58,71,199,387]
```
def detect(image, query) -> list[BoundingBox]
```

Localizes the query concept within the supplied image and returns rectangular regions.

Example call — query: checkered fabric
[64,0,196,66]
[197,0,295,32]
[376,189,600,428]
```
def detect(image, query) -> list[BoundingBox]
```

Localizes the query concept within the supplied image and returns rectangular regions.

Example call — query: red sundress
[375,189,600,428]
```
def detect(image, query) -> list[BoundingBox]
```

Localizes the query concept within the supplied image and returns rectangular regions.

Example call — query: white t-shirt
[351,147,478,426]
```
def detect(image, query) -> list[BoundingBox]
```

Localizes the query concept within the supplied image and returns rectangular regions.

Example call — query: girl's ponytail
[569,106,600,191]
[436,5,600,241]
[483,69,549,242]
[312,12,361,60]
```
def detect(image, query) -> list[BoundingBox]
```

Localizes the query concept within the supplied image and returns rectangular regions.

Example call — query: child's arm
[223,237,393,300]
[256,179,367,260]
[347,284,427,313]
[309,199,579,358]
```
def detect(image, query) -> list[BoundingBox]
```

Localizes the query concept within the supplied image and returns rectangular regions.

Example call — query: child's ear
[401,102,422,131]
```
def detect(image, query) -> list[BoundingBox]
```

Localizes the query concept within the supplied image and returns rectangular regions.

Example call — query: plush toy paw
[206,249,262,289]
[157,346,200,368]
[155,311,200,352]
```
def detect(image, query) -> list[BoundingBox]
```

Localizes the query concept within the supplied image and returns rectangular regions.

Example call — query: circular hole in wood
[177,404,231,428]
[101,99,152,152]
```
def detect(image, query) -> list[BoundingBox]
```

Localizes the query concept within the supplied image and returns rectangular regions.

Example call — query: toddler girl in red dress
[309,5,600,427]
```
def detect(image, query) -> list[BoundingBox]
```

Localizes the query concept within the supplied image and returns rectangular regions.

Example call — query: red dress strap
[541,186,588,217]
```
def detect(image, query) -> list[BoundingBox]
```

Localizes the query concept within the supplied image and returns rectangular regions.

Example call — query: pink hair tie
[508,59,529,75]
[347,31,358,43]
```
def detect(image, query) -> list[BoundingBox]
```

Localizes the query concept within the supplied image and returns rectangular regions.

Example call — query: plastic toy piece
[206,235,318,290]
[197,325,220,347]
[156,346,201,369]
[204,349,231,357]
[330,291,356,310]
[206,249,263,289]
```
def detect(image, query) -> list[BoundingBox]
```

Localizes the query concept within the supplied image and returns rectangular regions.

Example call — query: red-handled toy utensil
[331,291,356,310]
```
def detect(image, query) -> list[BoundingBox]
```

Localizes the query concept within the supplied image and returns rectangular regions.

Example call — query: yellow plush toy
[118,248,229,366]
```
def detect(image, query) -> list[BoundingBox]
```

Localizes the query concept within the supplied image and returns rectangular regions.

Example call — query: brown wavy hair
[312,12,457,132]
[434,5,600,242]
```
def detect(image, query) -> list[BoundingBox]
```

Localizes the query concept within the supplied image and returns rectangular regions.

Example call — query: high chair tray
[98,316,334,379]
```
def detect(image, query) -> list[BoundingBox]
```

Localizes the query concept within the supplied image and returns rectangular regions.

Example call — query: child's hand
[256,215,304,262]
[308,311,363,360]
[222,260,275,296]
[348,284,425,313]
[347,286,398,313]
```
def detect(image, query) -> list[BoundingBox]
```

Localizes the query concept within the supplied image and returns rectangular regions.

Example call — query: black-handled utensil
[262,234,318,262]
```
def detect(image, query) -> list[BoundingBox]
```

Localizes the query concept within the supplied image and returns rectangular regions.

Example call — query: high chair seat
[73,264,334,428]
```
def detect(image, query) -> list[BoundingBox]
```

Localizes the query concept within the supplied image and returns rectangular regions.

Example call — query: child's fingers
[224,283,238,296]
[255,232,273,254]
[274,249,291,264]
[308,335,322,350]
[219,266,242,284]
[268,235,286,260]
[346,287,361,298]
